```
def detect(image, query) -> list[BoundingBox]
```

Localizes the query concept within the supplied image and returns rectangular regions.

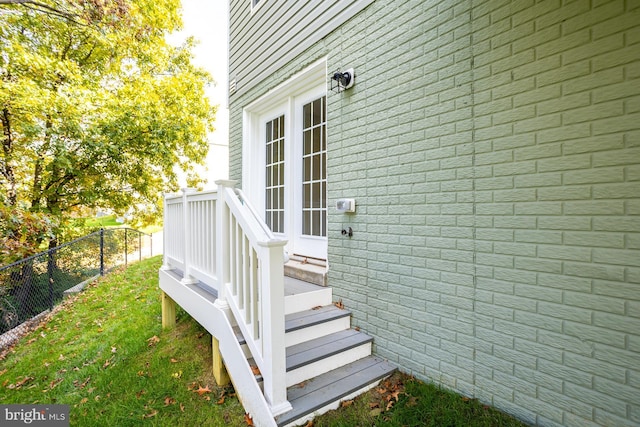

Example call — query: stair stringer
[214,301,280,427]
[159,270,278,427]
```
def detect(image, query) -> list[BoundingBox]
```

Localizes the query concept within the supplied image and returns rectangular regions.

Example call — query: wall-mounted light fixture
[330,68,355,93]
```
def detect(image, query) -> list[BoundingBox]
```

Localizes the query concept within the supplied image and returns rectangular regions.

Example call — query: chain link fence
[0,228,153,349]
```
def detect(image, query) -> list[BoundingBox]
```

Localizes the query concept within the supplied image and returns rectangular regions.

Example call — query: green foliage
[0,0,215,259]
[0,203,58,263]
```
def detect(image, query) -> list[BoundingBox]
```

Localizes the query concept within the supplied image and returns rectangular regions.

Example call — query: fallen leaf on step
[334,300,344,309]
[244,413,254,426]
[250,365,261,375]
[311,306,322,310]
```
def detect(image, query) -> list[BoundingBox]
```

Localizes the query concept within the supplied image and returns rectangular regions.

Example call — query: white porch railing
[162,180,291,416]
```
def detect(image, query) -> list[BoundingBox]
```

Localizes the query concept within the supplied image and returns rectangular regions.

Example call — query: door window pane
[265,115,285,233]
[301,96,327,237]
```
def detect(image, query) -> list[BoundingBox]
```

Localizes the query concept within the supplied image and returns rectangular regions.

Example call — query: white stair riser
[285,317,351,347]
[284,289,332,315]
[286,343,372,388]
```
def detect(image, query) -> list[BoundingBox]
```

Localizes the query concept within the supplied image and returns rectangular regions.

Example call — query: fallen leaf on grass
[142,410,158,419]
[73,377,91,388]
[180,403,185,412]
[194,385,211,396]
[147,335,160,347]
[341,399,354,408]
[8,376,34,389]
[164,396,176,406]
[303,421,314,427]
[370,408,382,417]
[217,396,225,405]
[48,378,64,390]
[170,358,178,363]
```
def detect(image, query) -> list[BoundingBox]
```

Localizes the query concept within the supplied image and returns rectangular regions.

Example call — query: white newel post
[259,240,292,416]
[214,180,237,301]
[181,188,198,284]
[161,193,171,270]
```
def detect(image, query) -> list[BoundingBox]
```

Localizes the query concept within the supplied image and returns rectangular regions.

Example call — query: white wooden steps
[160,269,395,427]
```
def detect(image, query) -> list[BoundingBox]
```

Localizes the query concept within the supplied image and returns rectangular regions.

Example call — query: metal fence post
[47,249,54,311]
[100,228,105,275]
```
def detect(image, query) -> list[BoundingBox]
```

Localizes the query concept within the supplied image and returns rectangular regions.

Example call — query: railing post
[99,228,105,276]
[214,180,237,299]
[258,240,291,416]
[181,188,198,284]
[161,194,171,270]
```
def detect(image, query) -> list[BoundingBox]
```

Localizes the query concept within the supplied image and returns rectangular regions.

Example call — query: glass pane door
[301,96,327,237]
[265,115,285,233]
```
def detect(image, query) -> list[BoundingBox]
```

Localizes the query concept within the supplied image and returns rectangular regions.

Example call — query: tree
[0,0,215,260]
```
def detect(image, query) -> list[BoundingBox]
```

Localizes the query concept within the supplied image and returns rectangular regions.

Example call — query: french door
[245,70,327,260]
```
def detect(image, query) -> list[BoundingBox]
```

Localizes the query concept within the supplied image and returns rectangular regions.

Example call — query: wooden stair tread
[276,356,396,426]
[285,305,350,333]
[286,329,372,372]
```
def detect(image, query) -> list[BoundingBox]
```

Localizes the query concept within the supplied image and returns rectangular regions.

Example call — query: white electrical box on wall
[336,198,356,213]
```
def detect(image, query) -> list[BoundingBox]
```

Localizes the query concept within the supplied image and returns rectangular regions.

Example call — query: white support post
[161,194,172,270]
[258,240,292,417]
[214,180,237,300]
[181,188,198,285]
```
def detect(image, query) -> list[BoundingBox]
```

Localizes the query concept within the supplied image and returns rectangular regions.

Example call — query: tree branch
[0,0,83,25]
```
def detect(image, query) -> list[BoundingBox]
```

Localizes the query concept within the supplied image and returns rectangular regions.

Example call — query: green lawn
[82,215,123,228]
[0,256,527,427]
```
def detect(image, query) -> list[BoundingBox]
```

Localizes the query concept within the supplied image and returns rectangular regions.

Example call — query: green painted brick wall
[228,0,640,425]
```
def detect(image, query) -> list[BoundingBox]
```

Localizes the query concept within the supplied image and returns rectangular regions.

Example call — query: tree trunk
[1,107,17,206]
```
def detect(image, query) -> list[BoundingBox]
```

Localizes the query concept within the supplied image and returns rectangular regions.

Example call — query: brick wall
[228,1,640,425]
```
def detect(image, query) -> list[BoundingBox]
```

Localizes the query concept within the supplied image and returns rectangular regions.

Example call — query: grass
[0,256,246,426]
[78,215,162,234]
[0,256,528,427]
[82,215,123,229]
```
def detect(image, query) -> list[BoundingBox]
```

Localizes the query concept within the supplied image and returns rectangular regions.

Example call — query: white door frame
[242,59,328,259]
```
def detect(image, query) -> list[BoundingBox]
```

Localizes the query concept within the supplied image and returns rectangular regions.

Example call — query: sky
[169,0,230,186]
